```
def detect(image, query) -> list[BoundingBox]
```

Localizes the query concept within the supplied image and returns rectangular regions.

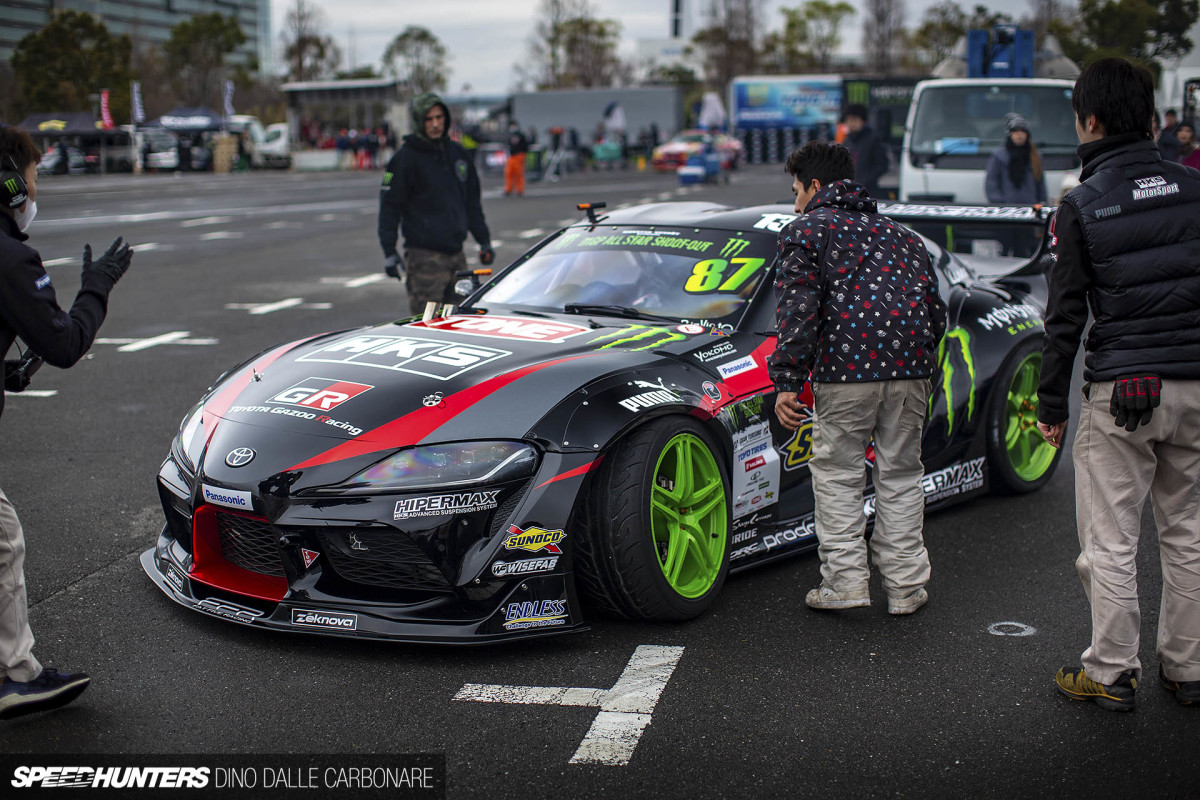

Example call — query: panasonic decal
[201,484,252,510]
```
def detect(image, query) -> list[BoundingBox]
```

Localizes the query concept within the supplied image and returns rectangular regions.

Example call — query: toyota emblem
[225,447,256,467]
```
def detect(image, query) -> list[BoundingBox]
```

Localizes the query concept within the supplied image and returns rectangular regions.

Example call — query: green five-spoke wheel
[987,338,1063,493]
[577,417,731,620]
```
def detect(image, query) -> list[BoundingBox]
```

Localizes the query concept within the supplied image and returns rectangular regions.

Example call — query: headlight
[171,403,206,474]
[330,441,538,494]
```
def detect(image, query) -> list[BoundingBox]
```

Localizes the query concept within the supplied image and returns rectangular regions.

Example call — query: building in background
[0,0,272,74]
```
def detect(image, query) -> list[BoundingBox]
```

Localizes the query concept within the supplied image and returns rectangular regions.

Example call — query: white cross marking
[200,231,243,240]
[454,644,684,766]
[8,390,58,397]
[94,331,218,352]
[181,216,233,227]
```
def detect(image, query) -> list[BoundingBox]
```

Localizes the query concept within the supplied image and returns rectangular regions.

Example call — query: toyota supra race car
[143,200,1062,643]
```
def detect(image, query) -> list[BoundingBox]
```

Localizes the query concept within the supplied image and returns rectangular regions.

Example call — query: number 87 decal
[684,258,766,294]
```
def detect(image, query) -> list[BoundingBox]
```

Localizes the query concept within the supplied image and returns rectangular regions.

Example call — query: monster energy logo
[934,327,977,435]
[3,178,17,194]
[553,232,581,250]
[846,82,869,106]
[590,324,686,351]
[719,238,751,259]
[382,172,393,186]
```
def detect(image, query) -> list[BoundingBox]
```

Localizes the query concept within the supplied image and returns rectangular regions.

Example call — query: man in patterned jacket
[769,141,947,615]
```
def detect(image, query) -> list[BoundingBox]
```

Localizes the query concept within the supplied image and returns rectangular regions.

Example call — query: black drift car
[143,200,1062,643]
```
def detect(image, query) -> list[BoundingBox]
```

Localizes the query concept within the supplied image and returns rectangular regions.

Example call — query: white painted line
[10,389,58,398]
[490,239,505,248]
[96,334,217,349]
[265,221,303,230]
[115,331,188,352]
[318,213,344,221]
[41,257,75,267]
[181,216,233,227]
[558,218,578,226]
[345,274,386,288]
[225,298,305,315]
[454,644,683,767]
[988,621,1037,637]
[200,231,243,240]
[303,302,334,310]
[656,192,674,200]
[519,228,546,238]
[131,242,163,251]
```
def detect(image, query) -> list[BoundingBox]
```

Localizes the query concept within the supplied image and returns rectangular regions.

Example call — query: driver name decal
[416,315,591,343]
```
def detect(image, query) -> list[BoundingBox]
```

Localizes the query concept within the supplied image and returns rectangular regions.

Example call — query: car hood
[198,314,728,476]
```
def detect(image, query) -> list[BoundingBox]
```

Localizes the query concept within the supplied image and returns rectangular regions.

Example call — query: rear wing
[877,202,1054,275]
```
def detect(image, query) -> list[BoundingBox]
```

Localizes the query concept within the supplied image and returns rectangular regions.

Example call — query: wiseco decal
[503,525,566,554]
[416,315,591,343]
[269,377,373,411]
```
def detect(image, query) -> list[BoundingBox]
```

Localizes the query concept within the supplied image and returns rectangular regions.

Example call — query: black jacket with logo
[378,117,491,257]
[1037,134,1200,425]
[0,213,113,421]
[769,181,947,391]
[844,126,890,195]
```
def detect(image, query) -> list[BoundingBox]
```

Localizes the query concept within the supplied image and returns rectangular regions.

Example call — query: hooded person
[378,92,494,314]
[985,113,1047,205]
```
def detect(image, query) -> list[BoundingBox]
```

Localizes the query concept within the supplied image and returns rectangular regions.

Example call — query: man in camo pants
[378,92,494,314]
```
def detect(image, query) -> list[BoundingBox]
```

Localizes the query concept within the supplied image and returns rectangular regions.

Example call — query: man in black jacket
[0,126,132,719]
[841,104,890,200]
[378,92,494,315]
[1037,58,1200,712]
[770,141,946,616]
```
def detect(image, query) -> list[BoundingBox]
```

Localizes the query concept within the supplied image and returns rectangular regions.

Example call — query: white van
[899,78,1079,204]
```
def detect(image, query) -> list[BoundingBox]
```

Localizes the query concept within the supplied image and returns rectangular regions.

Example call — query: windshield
[475,226,775,324]
[910,84,1076,156]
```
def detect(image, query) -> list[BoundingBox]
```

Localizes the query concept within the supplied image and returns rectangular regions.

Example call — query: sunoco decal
[780,420,814,471]
[417,314,591,343]
[393,490,500,520]
[491,556,559,577]
[291,609,358,630]
[503,599,568,630]
[202,484,252,510]
[503,525,565,554]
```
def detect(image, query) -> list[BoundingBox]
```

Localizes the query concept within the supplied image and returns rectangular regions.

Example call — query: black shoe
[1159,664,1200,706]
[0,668,91,720]
[1055,666,1136,712]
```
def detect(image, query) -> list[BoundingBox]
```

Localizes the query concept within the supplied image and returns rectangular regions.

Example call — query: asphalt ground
[0,162,1195,799]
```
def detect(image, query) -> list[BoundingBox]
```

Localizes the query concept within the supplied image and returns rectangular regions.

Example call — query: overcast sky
[267,0,995,93]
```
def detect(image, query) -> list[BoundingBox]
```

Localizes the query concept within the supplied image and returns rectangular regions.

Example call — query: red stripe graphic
[532,456,603,490]
[201,336,320,434]
[289,355,593,471]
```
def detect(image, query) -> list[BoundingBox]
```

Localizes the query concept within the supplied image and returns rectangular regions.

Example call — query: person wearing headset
[0,125,133,719]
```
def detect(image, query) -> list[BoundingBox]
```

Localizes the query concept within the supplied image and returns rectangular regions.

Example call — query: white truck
[898,77,1079,205]
[227,115,292,169]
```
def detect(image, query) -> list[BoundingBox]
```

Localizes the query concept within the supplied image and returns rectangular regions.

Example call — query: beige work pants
[0,486,41,682]
[1073,380,1200,684]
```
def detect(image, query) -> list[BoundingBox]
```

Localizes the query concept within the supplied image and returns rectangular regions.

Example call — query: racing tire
[575,417,731,621]
[985,337,1063,494]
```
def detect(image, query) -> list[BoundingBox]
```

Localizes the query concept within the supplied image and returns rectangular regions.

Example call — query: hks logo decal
[298,335,510,381]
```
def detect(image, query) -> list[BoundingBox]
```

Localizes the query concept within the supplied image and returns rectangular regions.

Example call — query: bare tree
[382,26,449,96]
[912,0,968,66]
[690,0,762,89]
[561,17,624,88]
[760,7,815,73]
[280,0,341,82]
[805,0,856,73]
[519,0,590,89]
[1026,0,1072,41]
[862,0,906,74]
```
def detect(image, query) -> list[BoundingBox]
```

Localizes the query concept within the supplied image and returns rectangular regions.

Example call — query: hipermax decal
[503,525,565,554]
[394,490,500,520]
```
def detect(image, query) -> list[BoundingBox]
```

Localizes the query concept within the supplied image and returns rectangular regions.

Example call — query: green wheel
[576,417,730,621]
[987,338,1063,494]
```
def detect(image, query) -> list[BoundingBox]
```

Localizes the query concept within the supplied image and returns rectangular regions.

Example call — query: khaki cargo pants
[404,247,467,316]
[810,379,932,598]
[1073,380,1200,684]
[0,486,41,682]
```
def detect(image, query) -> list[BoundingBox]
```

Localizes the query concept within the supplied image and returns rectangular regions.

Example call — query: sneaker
[1055,666,1136,712]
[0,669,91,720]
[805,584,870,610]
[1159,664,1200,706]
[887,588,929,615]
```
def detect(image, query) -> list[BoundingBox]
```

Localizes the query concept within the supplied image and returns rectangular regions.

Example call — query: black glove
[1109,374,1161,432]
[479,247,495,266]
[384,253,404,279]
[82,237,133,285]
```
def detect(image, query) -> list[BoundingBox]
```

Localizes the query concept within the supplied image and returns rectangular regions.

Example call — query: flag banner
[224,80,236,118]
[131,81,145,124]
[100,89,114,129]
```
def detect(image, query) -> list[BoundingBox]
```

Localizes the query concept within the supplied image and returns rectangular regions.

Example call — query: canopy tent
[157,107,225,132]
[16,111,109,136]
